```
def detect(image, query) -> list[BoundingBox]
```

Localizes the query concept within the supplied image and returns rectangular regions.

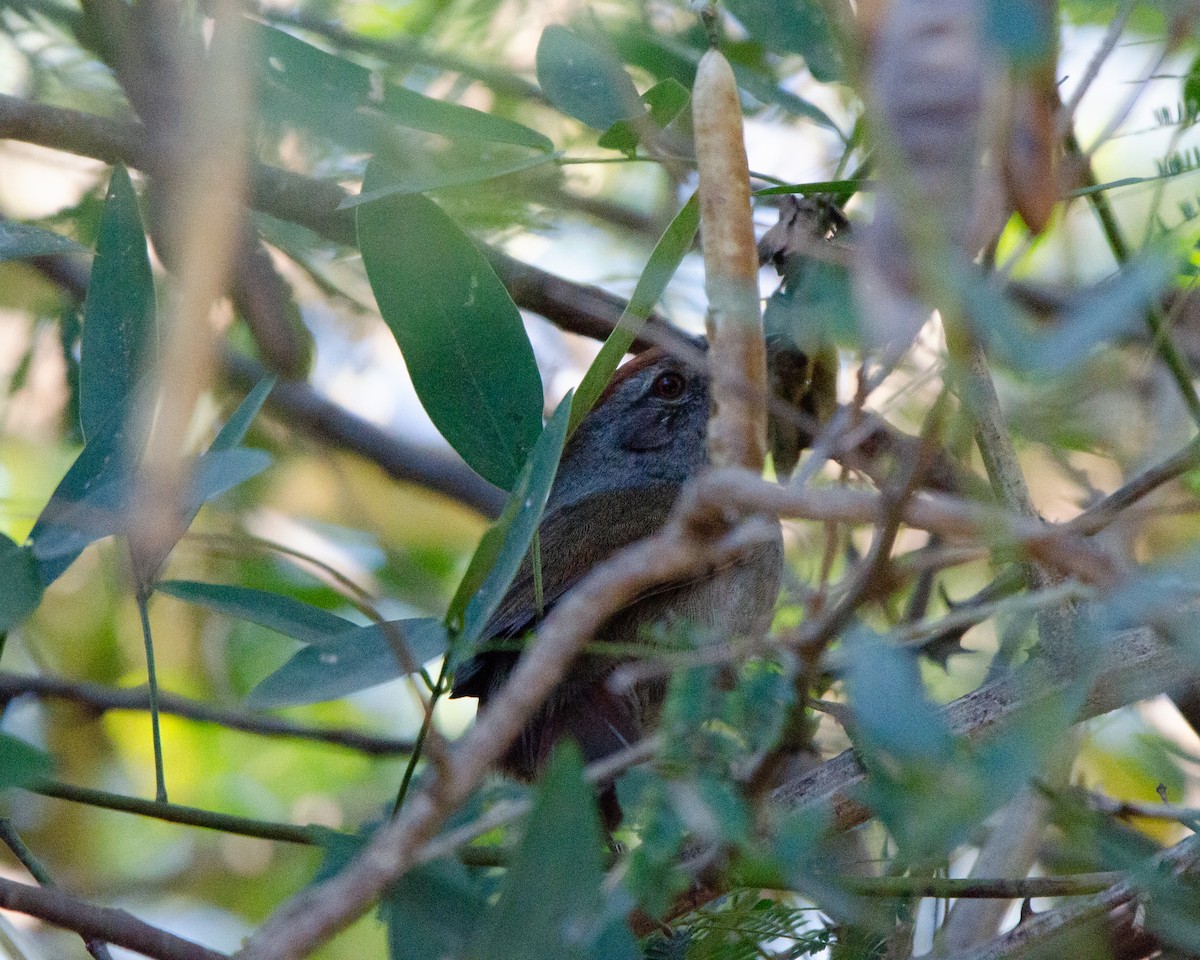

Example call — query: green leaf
[382,859,489,960]
[210,378,276,452]
[380,84,554,152]
[79,165,156,444]
[340,151,558,210]
[536,25,644,130]
[248,618,448,707]
[754,179,867,197]
[596,121,640,156]
[0,221,87,261]
[611,28,843,137]
[1028,254,1175,375]
[571,195,699,431]
[763,256,859,350]
[475,745,639,960]
[642,78,690,126]
[839,630,953,763]
[254,24,552,152]
[357,169,543,489]
[451,395,571,660]
[157,580,352,645]
[189,448,272,507]
[0,535,42,632]
[598,79,690,155]
[724,0,843,82]
[28,409,132,585]
[0,733,52,791]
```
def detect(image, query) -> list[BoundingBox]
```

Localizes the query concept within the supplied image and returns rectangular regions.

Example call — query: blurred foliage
[3,0,1200,959]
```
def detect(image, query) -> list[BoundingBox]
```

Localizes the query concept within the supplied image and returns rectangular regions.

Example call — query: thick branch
[223,352,505,517]
[0,876,227,960]
[0,93,679,350]
[771,622,1191,830]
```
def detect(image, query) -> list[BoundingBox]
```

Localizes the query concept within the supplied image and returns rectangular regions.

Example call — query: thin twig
[27,779,323,846]
[0,671,414,755]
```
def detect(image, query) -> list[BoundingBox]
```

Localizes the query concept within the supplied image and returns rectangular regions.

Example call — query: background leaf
[357,170,543,489]
[0,534,43,632]
[536,25,644,130]
[157,579,353,645]
[27,409,132,585]
[0,733,52,791]
[78,165,156,444]
[724,0,843,82]
[571,196,699,430]
[382,859,490,960]
[248,618,448,707]
[0,221,87,261]
[254,22,552,152]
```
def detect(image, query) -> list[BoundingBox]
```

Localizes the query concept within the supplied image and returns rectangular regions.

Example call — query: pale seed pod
[692,47,768,473]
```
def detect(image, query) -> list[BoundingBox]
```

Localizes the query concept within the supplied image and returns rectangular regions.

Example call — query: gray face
[546,354,709,514]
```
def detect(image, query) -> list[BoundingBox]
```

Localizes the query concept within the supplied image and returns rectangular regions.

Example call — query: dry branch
[0,877,227,960]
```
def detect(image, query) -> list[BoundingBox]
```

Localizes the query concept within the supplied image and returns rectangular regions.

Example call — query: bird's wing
[450,485,680,698]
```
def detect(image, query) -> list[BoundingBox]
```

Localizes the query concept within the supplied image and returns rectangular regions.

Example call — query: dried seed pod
[692,47,768,472]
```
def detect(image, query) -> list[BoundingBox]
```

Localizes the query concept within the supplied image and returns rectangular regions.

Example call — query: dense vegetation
[2,1,1200,958]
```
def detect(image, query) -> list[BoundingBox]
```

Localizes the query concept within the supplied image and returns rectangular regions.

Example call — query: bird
[450,347,783,828]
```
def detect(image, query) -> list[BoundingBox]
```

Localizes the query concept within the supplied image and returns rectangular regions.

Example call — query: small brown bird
[450,348,782,826]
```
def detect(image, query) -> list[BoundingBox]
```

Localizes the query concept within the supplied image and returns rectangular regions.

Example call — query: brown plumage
[450,350,782,826]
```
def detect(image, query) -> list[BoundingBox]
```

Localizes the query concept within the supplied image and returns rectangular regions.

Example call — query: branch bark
[0,671,414,755]
[0,93,679,351]
[0,876,228,960]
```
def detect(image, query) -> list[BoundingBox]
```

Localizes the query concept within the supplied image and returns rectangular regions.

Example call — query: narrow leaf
[248,618,448,707]
[0,221,87,261]
[357,167,543,489]
[839,629,954,762]
[383,859,489,960]
[452,395,571,659]
[157,580,352,645]
[210,378,276,452]
[724,0,843,82]
[28,409,132,585]
[571,195,699,430]
[187,448,272,510]
[0,535,43,631]
[79,165,156,444]
[475,745,639,960]
[255,24,552,152]
[536,25,644,130]
[340,152,558,210]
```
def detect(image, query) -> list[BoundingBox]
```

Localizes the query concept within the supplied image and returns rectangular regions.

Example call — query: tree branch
[233,467,1141,960]
[0,876,228,960]
[222,351,506,517]
[0,93,680,351]
[0,671,414,756]
[28,779,323,846]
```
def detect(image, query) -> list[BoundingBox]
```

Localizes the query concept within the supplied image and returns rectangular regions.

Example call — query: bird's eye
[651,370,686,400]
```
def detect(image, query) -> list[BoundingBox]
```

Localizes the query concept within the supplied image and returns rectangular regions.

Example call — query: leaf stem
[135,589,167,803]
[392,657,450,816]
